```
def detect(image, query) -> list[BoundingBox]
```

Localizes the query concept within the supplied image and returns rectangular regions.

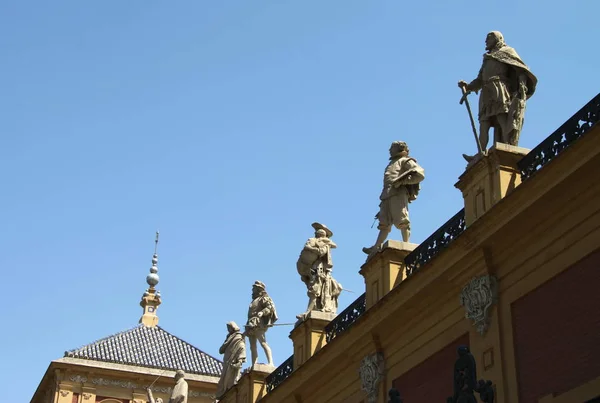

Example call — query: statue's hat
[311,222,333,238]
[253,280,266,290]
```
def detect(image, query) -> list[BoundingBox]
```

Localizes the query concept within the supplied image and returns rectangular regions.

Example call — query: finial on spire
[140,231,162,327]
[146,231,160,289]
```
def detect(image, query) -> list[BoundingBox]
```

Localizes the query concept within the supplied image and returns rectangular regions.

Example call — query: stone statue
[147,391,164,403]
[363,141,425,256]
[447,346,495,403]
[146,369,188,403]
[459,31,537,162]
[216,321,246,399]
[450,346,477,403]
[388,388,404,403]
[296,222,343,320]
[244,281,278,367]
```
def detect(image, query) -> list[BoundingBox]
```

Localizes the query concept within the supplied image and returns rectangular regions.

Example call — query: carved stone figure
[363,141,425,256]
[296,223,343,320]
[147,370,188,403]
[459,31,537,162]
[448,346,495,403]
[460,275,498,335]
[244,281,278,367]
[451,346,478,403]
[216,321,246,399]
[388,388,404,403]
[359,352,385,403]
[146,391,164,403]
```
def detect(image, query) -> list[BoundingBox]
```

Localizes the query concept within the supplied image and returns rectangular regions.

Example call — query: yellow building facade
[217,93,600,403]
[31,241,222,403]
[32,93,600,403]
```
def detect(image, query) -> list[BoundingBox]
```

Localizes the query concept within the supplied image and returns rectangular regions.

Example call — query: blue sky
[1,1,598,400]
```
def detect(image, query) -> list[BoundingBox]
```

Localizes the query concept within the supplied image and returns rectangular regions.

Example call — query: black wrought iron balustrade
[325,293,366,343]
[518,92,600,180]
[404,209,466,276]
[265,354,294,393]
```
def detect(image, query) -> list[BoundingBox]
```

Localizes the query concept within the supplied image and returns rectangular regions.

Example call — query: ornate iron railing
[265,354,294,393]
[404,209,466,276]
[518,92,600,180]
[325,293,367,343]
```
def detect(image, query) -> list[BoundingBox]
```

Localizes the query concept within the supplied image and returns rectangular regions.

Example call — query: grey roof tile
[64,325,222,377]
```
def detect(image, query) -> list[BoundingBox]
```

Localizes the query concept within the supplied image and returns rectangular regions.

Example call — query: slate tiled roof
[64,325,223,377]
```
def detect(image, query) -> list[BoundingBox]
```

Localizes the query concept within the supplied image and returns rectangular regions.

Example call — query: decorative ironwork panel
[519,92,600,180]
[265,354,294,393]
[325,293,367,343]
[404,209,466,276]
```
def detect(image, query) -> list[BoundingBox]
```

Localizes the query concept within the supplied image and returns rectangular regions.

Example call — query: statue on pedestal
[146,369,188,403]
[244,281,278,367]
[363,141,425,256]
[296,222,342,320]
[458,31,537,162]
[216,321,246,399]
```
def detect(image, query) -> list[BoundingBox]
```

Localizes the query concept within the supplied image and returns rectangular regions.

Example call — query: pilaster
[56,383,73,403]
[236,365,273,403]
[455,142,530,226]
[289,311,335,368]
[359,240,417,309]
[131,391,147,403]
[81,386,96,402]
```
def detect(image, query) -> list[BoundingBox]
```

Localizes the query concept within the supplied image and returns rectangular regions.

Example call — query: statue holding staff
[458,31,537,162]
[146,370,188,403]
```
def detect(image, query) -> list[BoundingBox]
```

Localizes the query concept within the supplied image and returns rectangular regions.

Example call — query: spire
[140,231,162,327]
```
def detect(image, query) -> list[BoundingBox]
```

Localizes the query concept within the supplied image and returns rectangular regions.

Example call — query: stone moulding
[359,352,384,403]
[67,374,212,398]
[459,275,498,335]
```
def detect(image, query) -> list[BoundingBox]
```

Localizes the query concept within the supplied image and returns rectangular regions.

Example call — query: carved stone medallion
[460,275,498,335]
[359,352,384,403]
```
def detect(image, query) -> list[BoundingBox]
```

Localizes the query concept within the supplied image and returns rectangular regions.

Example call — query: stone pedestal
[139,288,161,327]
[455,142,530,227]
[289,311,335,369]
[359,240,417,309]
[233,364,274,403]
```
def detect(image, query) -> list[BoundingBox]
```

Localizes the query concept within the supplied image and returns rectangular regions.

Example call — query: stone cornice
[54,357,219,384]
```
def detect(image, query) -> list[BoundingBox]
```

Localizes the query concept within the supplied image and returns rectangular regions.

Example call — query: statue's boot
[401,227,410,243]
[362,228,391,256]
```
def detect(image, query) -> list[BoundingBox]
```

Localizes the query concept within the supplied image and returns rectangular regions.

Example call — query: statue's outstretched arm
[466,67,483,93]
